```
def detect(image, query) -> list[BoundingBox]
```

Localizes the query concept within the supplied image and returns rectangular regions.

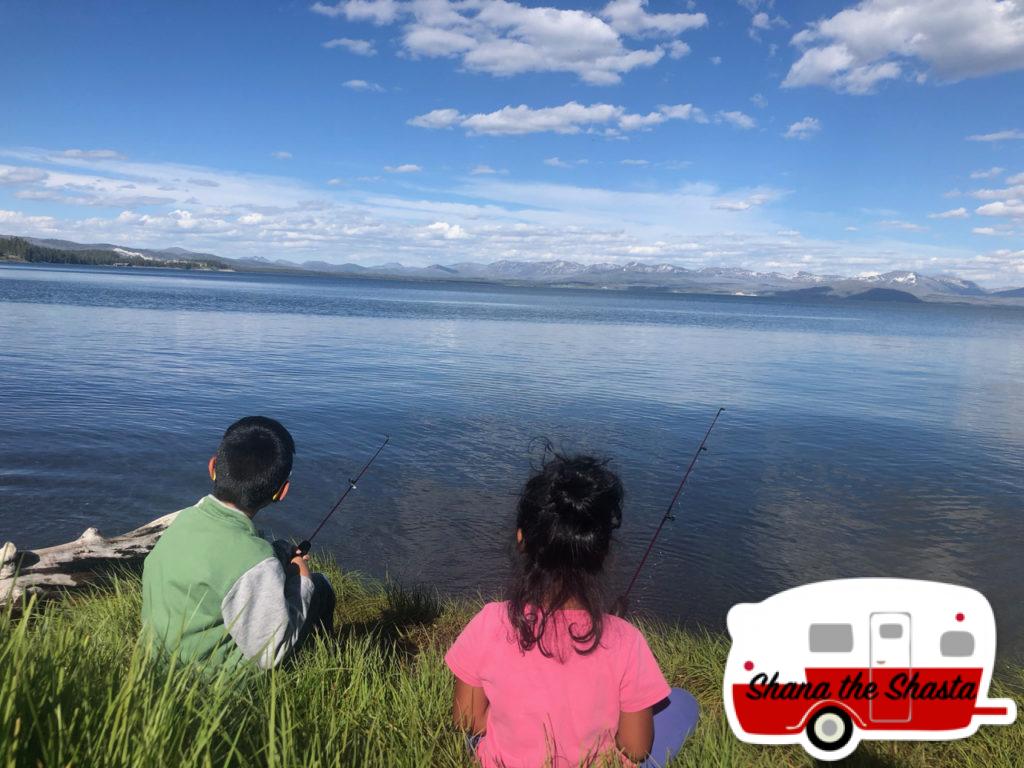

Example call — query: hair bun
[556,471,592,505]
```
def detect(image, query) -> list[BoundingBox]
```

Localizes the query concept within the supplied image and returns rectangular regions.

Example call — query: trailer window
[941,631,974,657]
[809,624,853,653]
[878,623,903,639]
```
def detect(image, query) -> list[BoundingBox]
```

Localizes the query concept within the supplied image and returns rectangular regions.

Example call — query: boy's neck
[210,493,257,519]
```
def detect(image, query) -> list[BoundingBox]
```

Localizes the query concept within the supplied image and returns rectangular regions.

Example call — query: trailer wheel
[806,707,854,752]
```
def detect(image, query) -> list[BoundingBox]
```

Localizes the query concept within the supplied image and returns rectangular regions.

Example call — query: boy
[142,416,335,670]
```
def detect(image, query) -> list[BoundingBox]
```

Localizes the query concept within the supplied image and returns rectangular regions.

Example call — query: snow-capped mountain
[836,271,987,297]
[10,236,1020,302]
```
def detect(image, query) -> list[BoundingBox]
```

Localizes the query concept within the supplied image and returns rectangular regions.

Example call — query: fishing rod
[620,407,725,604]
[292,435,390,557]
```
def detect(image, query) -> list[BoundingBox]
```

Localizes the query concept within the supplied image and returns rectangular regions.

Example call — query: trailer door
[869,613,912,722]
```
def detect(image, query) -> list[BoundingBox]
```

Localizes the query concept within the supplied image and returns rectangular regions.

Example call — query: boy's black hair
[506,451,623,658]
[212,416,295,513]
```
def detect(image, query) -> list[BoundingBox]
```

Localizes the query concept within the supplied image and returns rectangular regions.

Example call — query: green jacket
[141,495,312,670]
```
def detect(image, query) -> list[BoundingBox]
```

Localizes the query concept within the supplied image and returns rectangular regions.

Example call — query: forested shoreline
[0,236,227,271]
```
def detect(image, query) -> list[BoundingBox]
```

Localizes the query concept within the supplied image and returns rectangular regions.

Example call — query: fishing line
[293,435,390,557]
[621,408,725,604]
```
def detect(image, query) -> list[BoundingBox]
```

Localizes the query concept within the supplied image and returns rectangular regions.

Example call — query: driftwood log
[0,513,178,606]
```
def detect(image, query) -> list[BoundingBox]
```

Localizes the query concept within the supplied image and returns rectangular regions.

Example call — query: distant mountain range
[6,234,1024,304]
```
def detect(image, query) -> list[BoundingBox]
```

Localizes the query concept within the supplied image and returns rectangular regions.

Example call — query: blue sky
[1,0,1023,285]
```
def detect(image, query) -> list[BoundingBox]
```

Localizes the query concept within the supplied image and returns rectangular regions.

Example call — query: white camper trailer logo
[724,578,1017,761]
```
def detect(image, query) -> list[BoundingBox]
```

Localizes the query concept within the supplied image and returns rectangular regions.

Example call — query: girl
[446,453,699,767]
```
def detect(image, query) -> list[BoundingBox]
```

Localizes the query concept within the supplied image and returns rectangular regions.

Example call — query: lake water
[2,264,1023,658]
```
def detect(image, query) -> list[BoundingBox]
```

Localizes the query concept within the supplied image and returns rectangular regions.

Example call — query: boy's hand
[290,554,311,579]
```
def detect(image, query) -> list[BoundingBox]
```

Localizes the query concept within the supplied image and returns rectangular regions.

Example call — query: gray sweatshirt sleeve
[220,557,315,669]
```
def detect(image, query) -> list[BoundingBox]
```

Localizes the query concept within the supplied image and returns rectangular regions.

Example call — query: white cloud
[343,79,385,91]
[618,111,669,131]
[970,166,1005,179]
[409,101,709,136]
[970,185,1024,201]
[716,110,756,129]
[60,148,125,160]
[271,151,293,160]
[621,159,649,166]
[977,199,1024,218]
[783,0,1024,94]
[323,37,377,55]
[660,104,708,122]
[785,47,900,94]
[741,0,786,40]
[0,154,314,210]
[0,166,49,185]
[881,219,927,231]
[600,0,707,36]
[784,116,821,140]
[5,145,1022,285]
[973,226,999,235]
[710,55,722,65]
[667,41,690,59]
[384,163,422,173]
[749,10,786,40]
[407,108,465,129]
[470,165,499,175]
[0,208,60,230]
[327,178,345,186]
[966,129,1024,142]
[929,207,968,219]
[459,103,615,136]
[312,0,399,25]
[750,93,767,108]
[712,192,773,211]
[419,3,658,85]
[423,220,469,239]
[750,12,771,30]
[312,0,707,85]
[543,157,572,168]
[965,169,1024,223]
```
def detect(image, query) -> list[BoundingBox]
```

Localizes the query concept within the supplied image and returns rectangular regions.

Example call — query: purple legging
[641,688,700,767]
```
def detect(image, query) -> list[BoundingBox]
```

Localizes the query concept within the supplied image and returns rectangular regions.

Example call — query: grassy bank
[1,560,1020,767]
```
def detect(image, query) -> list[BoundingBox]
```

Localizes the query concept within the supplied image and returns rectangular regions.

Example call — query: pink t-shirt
[445,601,671,768]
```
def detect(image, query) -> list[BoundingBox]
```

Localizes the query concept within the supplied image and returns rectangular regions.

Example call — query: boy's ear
[208,456,217,482]
[516,528,525,551]
[273,480,290,503]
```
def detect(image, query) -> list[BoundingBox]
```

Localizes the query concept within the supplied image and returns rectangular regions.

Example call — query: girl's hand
[616,707,654,764]
[452,678,489,734]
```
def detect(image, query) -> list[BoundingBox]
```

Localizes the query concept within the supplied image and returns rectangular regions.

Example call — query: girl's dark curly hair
[506,451,623,657]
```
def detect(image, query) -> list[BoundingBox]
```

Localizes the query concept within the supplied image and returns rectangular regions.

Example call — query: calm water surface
[2,265,1023,658]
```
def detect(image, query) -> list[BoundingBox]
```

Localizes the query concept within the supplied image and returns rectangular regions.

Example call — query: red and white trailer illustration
[724,578,1017,761]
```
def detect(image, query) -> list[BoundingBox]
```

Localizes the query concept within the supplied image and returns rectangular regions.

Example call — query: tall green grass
[1,560,1020,767]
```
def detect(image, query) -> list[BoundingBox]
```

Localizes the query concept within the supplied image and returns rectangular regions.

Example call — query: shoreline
[4,259,1024,310]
